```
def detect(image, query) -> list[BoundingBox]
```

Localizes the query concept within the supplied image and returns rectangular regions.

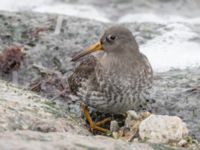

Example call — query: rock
[0,79,194,150]
[125,111,151,128]
[139,115,189,144]
[29,119,66,132]
[127,110,140,120]
[0,131,155,150]
[0,131,194,150]
[177,139,188,147]
[112,132,119,139]
[125,111,140,128]
[110,120,119,132]
[0,79,90,135]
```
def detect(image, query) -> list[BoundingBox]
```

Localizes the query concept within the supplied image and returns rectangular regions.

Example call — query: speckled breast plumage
[69,54,153,114]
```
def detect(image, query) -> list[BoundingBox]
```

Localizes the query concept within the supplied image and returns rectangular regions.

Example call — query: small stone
[177,139,188,147]
[121,127,131,136]
[133,138,139,142]
[112,132,119,139]
[125,110,139,128]
[118,129,124,137]
[110,120,119,132]
[125,116,132,128]
[139,115,189,144]
[139,112,151,119]
[126,110,139,120]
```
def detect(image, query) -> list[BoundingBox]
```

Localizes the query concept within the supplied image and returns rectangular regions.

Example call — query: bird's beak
[71,41,103,61]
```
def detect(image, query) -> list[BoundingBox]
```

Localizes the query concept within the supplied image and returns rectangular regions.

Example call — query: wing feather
[68,56,97,95]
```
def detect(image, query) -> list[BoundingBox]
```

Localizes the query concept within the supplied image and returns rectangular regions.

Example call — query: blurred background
[0,0,200,72]
[1,0,200,22]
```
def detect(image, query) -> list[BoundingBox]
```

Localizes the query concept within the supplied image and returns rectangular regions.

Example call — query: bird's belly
[77,71,151,114]
[94,92,138,114]
[78,85,139,114]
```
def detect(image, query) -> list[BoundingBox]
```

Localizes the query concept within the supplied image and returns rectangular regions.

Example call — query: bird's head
[71,26,139,61]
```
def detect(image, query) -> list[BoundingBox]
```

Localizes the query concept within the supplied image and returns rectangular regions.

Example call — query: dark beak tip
[71,53,80,62]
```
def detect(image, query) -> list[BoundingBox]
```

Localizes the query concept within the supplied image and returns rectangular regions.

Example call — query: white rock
[125,110,140,128]
[110,120,119,132]
[139,115,189,144]
[126,110,139,120]
[177,139,187,147]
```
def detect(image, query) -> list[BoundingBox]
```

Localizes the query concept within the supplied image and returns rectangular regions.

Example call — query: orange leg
[96,118,111,126]
[81,103,111,133]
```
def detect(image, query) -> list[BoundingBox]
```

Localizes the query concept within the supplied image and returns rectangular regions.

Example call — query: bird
[68,26,153,133]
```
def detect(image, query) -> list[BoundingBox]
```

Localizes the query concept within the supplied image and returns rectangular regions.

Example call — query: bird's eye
[106,34,116,43]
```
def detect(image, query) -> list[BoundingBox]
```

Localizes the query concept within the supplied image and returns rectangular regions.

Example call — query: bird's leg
[81,103,111,133]
[96,118,112,126]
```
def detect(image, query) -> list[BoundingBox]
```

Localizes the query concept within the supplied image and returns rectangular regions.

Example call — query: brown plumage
[68,56,97,95]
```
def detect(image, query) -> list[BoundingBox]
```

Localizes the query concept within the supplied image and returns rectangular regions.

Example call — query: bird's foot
[96,118,112,126]
[81,103,111,133]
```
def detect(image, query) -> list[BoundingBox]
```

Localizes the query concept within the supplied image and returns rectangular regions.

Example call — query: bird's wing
[68,56,98,95]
